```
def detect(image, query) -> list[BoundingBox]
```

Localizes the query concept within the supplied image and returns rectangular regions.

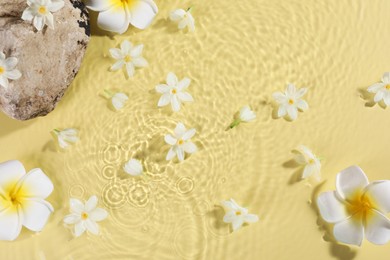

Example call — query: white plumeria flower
[367,72,390,106]
[165,122,197,161]
[0,52,22,89]
[221,199,259,232]
[63,196,108,237]
[86,0,158,34]
[52,128,79,149]
[0,160,54,241]
[292,145,321,180]
[229,105,256,129]
[156,72,194,112]
[170,7,195,32]
[22,0,65,31]
[317,166,390,246]
[123,159,143,176]
[272,84,308,121]
[109,40,147,78]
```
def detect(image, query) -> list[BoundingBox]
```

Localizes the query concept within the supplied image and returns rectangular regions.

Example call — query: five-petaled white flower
[292,145,321,180]
[0,160,54,241]
[0,52,22,89]
[52,128,79,149]
[170,8,195,32]
[156,72,193,112]
[86,0,158,34]
[221,199,259,232]
[63,195,108,237]
[317,166,390,246]
[272,84,308,121]
[109,40,147,78]
[229,105,256,129]
[367,72,390,106]
[165,122,197,161]
[22,0,65,31]
[124,159,143,176]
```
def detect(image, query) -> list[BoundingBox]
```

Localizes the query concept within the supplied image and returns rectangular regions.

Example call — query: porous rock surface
[0,0,90,120]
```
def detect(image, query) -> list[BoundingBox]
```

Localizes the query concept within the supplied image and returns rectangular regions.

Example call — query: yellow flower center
[81,212,89,220]
[288,99,294,105]
[386,84,390,90]
[111,0,136,9]
[38,6,47,14]
[172,89,177,94]
[0,181,30,212]
[346,192,376,222]
[124,55,131,63]
[178,139,184,145]
[235,211,242,216]
[0,66,4,75]
[308,158,315,164]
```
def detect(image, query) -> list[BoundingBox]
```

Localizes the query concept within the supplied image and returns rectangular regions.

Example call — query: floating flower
[317,166,390,246]
[124,159,143,176]
[221,199,259,231]
[169,7,195,32]
[0,160,54,241]
[63,195,108,237]
[109,40,147,78]
[367,72,390,106]
[229,105,256,129]
[292,145,321,180]
[102,90,128,111]
[272,84,308,121]
[21,0,65,31]
[86,0,158,34]
[165,122,197,161]
[156,72,193,112]
[52,128,79,149]
[0,52,22,89]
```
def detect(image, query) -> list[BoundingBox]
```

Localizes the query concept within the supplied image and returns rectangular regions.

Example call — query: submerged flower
[170,7,195,32]
[63,196,108,237]
[0,52,22,89]
[165,122,197,161]
[317,166,390,246]
[272,84,308,121]
[367,72,390,106]
[0,160,54,241]
[221,199,259,231]
[86,0,158,34]
[22,0,65,31]
[292,145,321,180]
[52,128,79,149]
[102,90,128,111]
[124,159,143,176]
[109,40,147,78]
[156,72,193,112]
[229,106,256,129]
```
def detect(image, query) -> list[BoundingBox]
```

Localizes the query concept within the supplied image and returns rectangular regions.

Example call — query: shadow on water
[282,159,304,185]
[310,183,357,260]
[207,205,230,233]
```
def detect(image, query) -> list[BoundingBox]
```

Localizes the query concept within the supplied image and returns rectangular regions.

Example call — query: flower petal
[70,198,84,214]
[166,72,178,87]
[272,92,287,103]
[286,84,296,96]
[174,122,186,137]
[85,219,99,235]
[223,211,236,223]
[182,142,197,154]
[336,166,369,201]
[158,93,171,107]
[128,0,158,29]
[176,147,185,161]
[364,181,390,213]
[63,214,81,225]
[368,83,385,93]
[169,9,185,21]
[132,57,148,68]
[21,199,53,232]
[365,210,390,245]
[171,95,181,112]
[0,160,25,196]
[5,57,17,70]
[16,168,53,199]
[45,12,54,29]
[85,0,112,12]
[126,62,135,77]
[277,105,287,117]
[221,199,240,211]
[295,88,307,99]
[317,191,349,223]
[177,92,194,102]
[384,92,390,106]
[186,14,195,32]
[302,165,315,179]
[74,221,86,237]
[244,214,259,223]
[155,84,170,93]
[232,218,244,231]
[130,44,144,58]
[166,147,176,161]
[0,76,9,88]
[287,106,298,120]
[333,217,364,246]
[0,206,22,241]
[182,129,196,141]
[22,9,34,22]
[89,208,108,222]
[33,16,45,31]
[123,159,143,176]
[48,0,65,12]
[97,7,129,34]
[374,91,385,103]
[296,99,308,111]
[382,72,390,84]
[177,78,191,91]
[5,70,22,80]
[111,60,124,71]
[121,40,132,54]
[85,196,98,212]
[164,134,177,145]
[109,48,123,60]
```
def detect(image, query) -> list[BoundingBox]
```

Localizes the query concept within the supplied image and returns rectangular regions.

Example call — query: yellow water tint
[1,0,390,259]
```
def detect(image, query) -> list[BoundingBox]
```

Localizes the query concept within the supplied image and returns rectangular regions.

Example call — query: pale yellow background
[1,0,390,259]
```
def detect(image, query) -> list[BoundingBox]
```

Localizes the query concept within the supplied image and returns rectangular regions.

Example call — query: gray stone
[0,0,90,120]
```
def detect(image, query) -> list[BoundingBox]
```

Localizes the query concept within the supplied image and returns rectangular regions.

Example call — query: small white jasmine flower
[124,159,143,176]
[101,90,128,111]
[86,0,158,34]
[52,128,79,149]
[367,72,390,106]
[221,199,259,232]
[63,196,108,237]
[22,0,65,31]
[165,122,197,162]
[229,105,256,129]
[317,166,390,246]
[170,7,195,32]
[292,145,321,180]
[0,160,54,241]
[272,84,308,121]
[109,40,148,78]
[156,72,194,112]
[0,52,22,89]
